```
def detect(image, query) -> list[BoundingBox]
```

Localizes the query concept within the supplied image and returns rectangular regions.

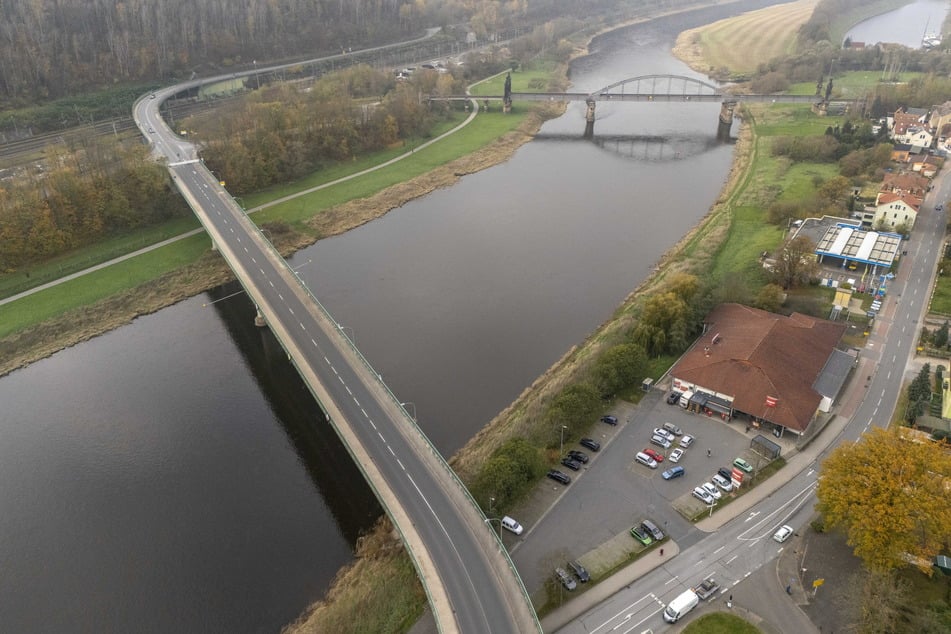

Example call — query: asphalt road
[135,68,539,633]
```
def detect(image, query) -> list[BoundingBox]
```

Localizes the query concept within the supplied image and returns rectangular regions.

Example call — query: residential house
[929,100,951,138]
[874,191,921,230]
[881,172,930,198]
[911,154,944,178]
[891,143,914,163]
[890,107,932,145]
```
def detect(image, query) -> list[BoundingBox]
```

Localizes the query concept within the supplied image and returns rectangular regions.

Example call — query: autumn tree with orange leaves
[816,427,951,574]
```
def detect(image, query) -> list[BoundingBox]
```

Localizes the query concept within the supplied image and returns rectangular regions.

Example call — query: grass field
[788,70,925,98]
[683,612,763,633]
[673,0,819,75]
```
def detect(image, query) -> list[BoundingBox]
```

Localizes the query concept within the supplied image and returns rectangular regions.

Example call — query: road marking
[748,540,759,548]
[695,560,704,566]
[278,293,284,301]
[777,547,784,554]
[331,366,338,375]
[589,595,658,634]
[388,445,395,457]
[397,459,405,470]
[887,371,891,380]
[288,307,295,315]
[251,257,257,264]
[243,247,248,252]
[361,408,368,417]
[259,268,265,275]
[378,432,385,442]
[369,420,377,430]
[345,386,352,396]
[300,322,305,330]
[726,555,737,564]
[664,576,679,585]
[353,398,360,407]
[269,280,274,287]
[714,546,725,554]
[744,511,760,522]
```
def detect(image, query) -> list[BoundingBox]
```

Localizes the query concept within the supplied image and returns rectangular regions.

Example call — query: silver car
[650,434,672,449]
[693,486,714,504]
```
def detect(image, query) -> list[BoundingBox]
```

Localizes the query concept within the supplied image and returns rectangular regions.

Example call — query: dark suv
[600,415,618,425]
[579,438,601,452]
[547,470,571,485]
[560,457,581,471]
[567,450,589,464]
[666,391,682,405]
[568,560,590,582]
[717,467,733,481]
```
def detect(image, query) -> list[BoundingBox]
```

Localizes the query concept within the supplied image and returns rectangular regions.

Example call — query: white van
[663,589,699,622]
[501,516,523,535]
[679,390,694,408]
[635,452,658,469]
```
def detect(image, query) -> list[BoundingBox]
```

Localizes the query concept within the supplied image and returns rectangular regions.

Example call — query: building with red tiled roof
[670,304,848,435]
[874,191,921,229]
[881,172,930,198]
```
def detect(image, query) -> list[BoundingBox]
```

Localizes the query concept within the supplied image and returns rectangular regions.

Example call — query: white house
[873,192,921,230]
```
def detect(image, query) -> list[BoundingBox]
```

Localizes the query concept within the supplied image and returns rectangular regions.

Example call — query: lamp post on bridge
[484,517,503,543]
[400,402,416,421]
[337,323,355,345]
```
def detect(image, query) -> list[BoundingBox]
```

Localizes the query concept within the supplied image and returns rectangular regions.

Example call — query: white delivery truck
[663,589,699,623]
[678,390,694,409]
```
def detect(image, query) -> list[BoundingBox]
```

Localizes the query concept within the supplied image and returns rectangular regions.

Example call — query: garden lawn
[682,612,762,633]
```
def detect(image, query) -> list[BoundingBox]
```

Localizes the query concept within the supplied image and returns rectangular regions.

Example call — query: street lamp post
[489,497,495,516]
[400,402,416,421]
[560,425,568,456]
[337,323,355,344]
[484,517,503,543]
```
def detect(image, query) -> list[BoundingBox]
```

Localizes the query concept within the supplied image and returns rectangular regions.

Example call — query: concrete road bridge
[434,74,855,138]
[135,58,541,634]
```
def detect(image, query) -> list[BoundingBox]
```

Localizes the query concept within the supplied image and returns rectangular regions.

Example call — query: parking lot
[508,386,791,595]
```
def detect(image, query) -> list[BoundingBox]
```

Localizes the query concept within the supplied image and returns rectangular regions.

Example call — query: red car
[643,448,665,463]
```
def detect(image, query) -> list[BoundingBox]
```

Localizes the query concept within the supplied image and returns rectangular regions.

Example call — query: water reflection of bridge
[534,133,727,161]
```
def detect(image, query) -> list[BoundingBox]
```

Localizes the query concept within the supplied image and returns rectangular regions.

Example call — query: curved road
[134,63,539,633]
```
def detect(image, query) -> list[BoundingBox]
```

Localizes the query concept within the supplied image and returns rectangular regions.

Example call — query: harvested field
[673,0,819,75]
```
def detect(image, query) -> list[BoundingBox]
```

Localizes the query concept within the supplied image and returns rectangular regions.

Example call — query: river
[0,1,789,632]
[845,0,950,47]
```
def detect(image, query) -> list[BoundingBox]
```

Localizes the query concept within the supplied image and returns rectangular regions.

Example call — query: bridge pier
[583,98,596,139]
[254,306,267,327]
[717,100,737,141]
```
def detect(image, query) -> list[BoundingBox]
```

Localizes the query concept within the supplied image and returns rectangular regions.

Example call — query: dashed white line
[369,420,377,430]
[664,577,679,586]
[243,247,248,252]
[397,459,405,470]
[331,367,338,375]
[714,546,725,554]
[388,446,395,457]
[345,386,353,396]
[268,280,274,287]
[300,322,306,330]
[288,307,295,315]
[360,408,368,417]
[378,432,385,442]
[353,398,361,407]
[278,293,284,301]
[251,257,257,264]
[725,555,737,564]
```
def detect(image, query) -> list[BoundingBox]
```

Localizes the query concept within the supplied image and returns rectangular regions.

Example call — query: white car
[653,428,676,442]
[701,481,722,500]
[711,473,733,492]
[692,486,714,504]
[501,516,524,535]
[669,448,685,463]
[679,434,695,448]
[773,525,794,543]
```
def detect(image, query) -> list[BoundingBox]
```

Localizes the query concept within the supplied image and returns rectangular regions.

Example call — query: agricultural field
[673,0,819,76]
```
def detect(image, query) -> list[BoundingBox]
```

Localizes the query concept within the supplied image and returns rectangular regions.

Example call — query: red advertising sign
[765,395,778,408]
[731,469,744,487]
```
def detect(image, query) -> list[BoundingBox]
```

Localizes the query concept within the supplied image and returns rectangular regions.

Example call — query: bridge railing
[238,202,541,631]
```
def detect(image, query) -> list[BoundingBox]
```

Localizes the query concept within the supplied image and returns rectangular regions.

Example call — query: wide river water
[844,0,949,48]
[0,1,800,631]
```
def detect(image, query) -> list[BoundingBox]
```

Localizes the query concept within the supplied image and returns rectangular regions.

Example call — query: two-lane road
[139,71,539,632]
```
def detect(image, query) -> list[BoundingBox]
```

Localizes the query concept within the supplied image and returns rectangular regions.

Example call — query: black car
[600,415,618,425]
[568,560,590,583]
[560,457,581,471]
[579,438,601,452]
[547,469,571,485]
[666,391,682,405]
[717,467,733,481]
[567,450,589,464]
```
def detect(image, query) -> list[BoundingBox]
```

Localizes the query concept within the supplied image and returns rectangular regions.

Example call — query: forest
[0,0,663,104]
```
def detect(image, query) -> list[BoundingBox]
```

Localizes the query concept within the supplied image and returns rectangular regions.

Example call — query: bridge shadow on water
[207,281,382,548]
[533,132,732,162]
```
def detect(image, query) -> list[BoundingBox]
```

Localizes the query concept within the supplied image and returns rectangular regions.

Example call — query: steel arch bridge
[589,74,723,100]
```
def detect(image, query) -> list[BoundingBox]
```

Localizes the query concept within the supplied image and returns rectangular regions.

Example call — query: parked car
[501,516,523,535]
[568,560,590,582]
[641,519,665,541]
[630,525,653,546]
[733,457,754,473]
[560,457,581,471]
[679,434,695,448]
[635,451,658,469]
[650,434,672,449]
[717,466,733,481]
[547,470,571,485]
[711,473,734,492]
[643,448,665,462]
[693,486,715,504]
[653,428,676,442]
[567,450,589,463]
[773,525,794,543]
[600,415,618,426]
[555,567,577,590]
[669,448,685,463]
[701,481,722,500]
[579,438,601,452]
[662,422,683,436]
[666,391,682,405]
[662,466,685,480]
